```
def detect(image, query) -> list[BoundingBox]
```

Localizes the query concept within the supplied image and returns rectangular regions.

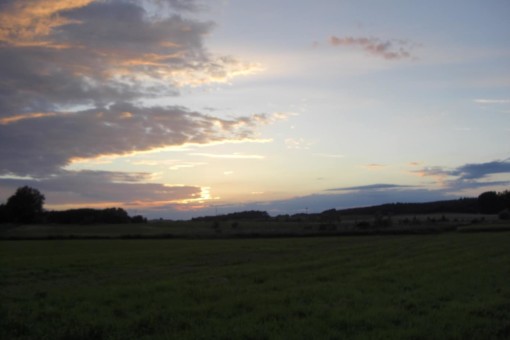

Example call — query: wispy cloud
[328,36,416,60]
[130,160,206,171]
[315,153,345,159]
[190,153,265,159]
[326,183,415,192]
[363,163,385,169]
[285,138,313,150]
[474,99,510,105]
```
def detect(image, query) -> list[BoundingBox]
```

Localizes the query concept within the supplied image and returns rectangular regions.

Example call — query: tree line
[2,186,508,225]
[0,186,147,224]
[192,191,510,222]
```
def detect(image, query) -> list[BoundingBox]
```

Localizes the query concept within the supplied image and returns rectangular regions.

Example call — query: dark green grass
[1,233,510,339]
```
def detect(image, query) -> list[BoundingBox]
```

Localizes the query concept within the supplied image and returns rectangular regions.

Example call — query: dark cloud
[0,103,265,176]
[415,159,510,190]
[0,170,201,207]
[0,0,267,210]
[417,159,510,181]
[0,1,245,115]
[0,2,264,174]
[454,159,510,180]
[329,36,415,60]
[326,184,416,192]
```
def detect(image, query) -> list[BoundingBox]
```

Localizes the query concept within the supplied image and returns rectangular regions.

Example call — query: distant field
[1,233,510,339]
[0,213,505,239]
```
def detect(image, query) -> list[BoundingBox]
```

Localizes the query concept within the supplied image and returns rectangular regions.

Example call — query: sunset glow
[0,0,509,219]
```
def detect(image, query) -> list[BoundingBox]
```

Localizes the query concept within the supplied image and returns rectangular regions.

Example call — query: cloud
[363,163,385,169]
[326,184,415,192]
[453,159,510,180]
[0,170,203,208]
[315,153,345,159]
[0,0,276,180]
[285,137,313,150]
[474,99,510,105]
[329,36,416,60]
[203,187,452,218]
[0,0,261,117]
[414,159,510,190]
[0,0,95,46]
[0,103,269,177]
[417,159,510,181]
[190,153,265,159]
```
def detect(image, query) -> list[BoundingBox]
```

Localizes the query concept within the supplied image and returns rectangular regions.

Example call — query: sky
[0,0,509,219]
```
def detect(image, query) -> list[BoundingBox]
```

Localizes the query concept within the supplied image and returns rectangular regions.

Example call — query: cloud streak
[0,103,270,177]
[414,159,510,190]
[0,170,203,209]
[329,36,415,60]
[327,184,416,192]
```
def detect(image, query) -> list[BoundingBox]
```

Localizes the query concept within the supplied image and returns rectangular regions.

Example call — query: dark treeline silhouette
[323,198,480,217]
[0,186,147,224]
[307,191,509,220]
[46,208,147,225]
[182,191,509,223]
[0,186,45,224]
[477,190,510,214]
[2,186,509,225]
[192,210,270,222]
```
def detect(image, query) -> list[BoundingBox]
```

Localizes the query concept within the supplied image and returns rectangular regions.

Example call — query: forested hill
[328,198,479,216]
[322,190,509,217]
[191,191,510,221]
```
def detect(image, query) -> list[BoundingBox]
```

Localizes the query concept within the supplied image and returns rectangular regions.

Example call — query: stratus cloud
[329,36,415,60]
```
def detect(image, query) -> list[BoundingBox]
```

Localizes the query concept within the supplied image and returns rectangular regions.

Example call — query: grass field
[1,233,510,339]
[0,213,504,240]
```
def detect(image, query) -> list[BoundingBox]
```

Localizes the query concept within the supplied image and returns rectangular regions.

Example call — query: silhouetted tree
[102,207,130,224]
[0,204,9,223]
[6,186,45,223]
[478,191,501,214]
[131,215,147,224]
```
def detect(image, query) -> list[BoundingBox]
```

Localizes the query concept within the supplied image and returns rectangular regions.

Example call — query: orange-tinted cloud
[363,163,385,169]
[329,36,415,60]
[0,0,94,45]
[0,103,271,177]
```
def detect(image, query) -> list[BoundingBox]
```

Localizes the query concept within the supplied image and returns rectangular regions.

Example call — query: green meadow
[1,233,510,339]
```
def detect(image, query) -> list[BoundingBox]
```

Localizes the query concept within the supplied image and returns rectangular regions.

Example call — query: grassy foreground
[1,233,510,339]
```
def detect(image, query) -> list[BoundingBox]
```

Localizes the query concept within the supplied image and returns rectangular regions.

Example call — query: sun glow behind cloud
[0,0,509,218]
